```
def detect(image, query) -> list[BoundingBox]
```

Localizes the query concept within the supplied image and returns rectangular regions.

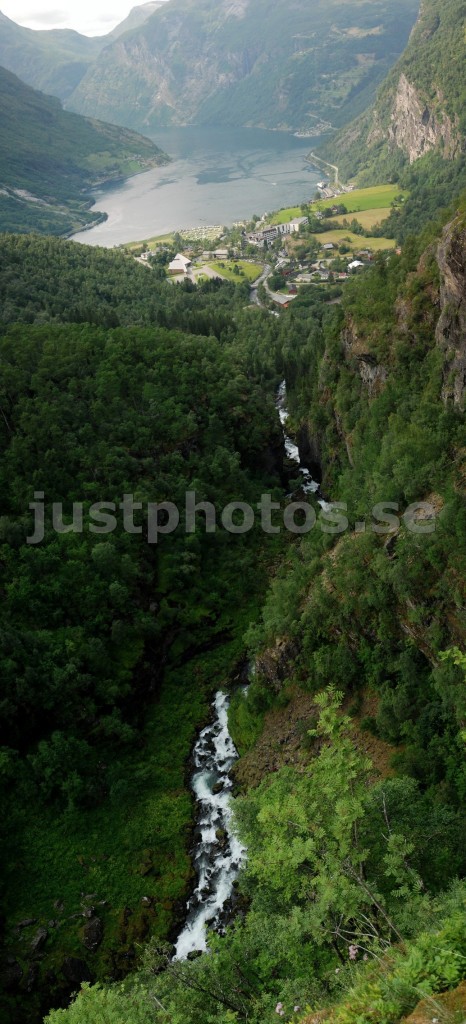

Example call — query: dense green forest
[0,67,167,235]
[0,236,286,1023]
[2,9,466,997]
[1,3,466,1023]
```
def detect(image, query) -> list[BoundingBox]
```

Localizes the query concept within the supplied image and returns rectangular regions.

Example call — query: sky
[1,1,150,36]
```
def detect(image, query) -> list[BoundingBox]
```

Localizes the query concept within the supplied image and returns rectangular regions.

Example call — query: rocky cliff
[322,0,465,181]
[388,73,460,163]
[436,213,466,409]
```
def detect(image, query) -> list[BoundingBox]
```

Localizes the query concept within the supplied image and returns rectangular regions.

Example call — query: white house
[168,254,192,275]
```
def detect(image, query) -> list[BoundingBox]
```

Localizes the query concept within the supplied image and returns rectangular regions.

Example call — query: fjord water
[72,126,321,246]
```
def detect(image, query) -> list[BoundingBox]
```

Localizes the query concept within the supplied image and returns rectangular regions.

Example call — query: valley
[0,0,465,1023]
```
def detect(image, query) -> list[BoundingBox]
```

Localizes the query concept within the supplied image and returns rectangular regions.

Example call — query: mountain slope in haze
[0,4,166,101]
[0,65,168,235]
[107,1,168,40]
[65,0,420,133]
[0,10,105,99]
[322,0,466,182]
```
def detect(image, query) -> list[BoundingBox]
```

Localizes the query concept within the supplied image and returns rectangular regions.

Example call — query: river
[72,126,322,247]
[173,382,327,959]
[174,690,246,960]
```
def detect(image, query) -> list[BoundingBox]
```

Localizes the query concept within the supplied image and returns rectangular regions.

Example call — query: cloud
[21,8,68,25]
[3,2,137,36]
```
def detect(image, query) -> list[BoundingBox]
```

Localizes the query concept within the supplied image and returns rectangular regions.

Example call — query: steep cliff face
[342,317,388,396]
[388,73,460,163]
[322,0,465,181]
[436,214,466,409]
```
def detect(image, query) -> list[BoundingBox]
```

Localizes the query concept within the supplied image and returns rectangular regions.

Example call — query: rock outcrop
[255,639,298,693]
[82,916,103,952]
[342,319,388,397]
[436,214,466,409]
[388,74,460,163]
[321,0,466,180]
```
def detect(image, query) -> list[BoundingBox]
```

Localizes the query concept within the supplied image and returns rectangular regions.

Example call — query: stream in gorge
[173,690,246,959]
[173,382,326,959]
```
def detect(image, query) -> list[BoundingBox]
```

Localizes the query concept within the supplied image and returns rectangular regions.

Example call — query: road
[307,151,340,189]
[250,263,272,305]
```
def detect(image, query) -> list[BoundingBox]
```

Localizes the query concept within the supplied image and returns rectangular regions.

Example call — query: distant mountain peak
[108,0,169,39]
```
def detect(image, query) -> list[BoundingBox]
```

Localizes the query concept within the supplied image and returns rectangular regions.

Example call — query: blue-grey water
[72,126,322,246]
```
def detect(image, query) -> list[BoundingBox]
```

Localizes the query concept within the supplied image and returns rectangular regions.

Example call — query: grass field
[269,206,302,225]
[314,185,407,213]
[207,260,263,282]
[315,229,396,250]
[124,233,175,253]
[331,208,392,230]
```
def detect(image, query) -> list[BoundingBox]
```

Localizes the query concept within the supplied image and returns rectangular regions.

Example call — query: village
[130,183,404,311]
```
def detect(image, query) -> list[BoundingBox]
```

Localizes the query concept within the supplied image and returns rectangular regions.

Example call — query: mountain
[65,0,420,133]
[0,10,105,99]
[321,0,466,182]
[0,65,168,234]
[0,5,167,101]
[107,1,168,40]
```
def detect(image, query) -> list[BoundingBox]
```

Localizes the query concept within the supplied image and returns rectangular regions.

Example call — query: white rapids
[277,380,332,510]
[174,383,328,961]
[174,691,246,960]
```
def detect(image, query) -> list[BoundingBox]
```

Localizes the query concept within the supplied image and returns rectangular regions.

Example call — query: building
[168,254,192,275]
[348,260,364,272]
[286,217,308,234]
[323,243,335,251]
[246,216,308,247]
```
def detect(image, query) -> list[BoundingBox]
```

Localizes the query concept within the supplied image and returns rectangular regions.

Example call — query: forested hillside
[0,67,167,235]
[6,186,461,1024]
[1,1,465,1023]
[0,234,287,1024]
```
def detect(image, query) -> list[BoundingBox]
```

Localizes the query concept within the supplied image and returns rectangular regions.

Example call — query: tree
[236,688,402,959]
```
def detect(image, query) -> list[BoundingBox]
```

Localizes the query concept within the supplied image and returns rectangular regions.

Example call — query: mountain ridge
[0,4,166,99]
[63,0,420,132]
